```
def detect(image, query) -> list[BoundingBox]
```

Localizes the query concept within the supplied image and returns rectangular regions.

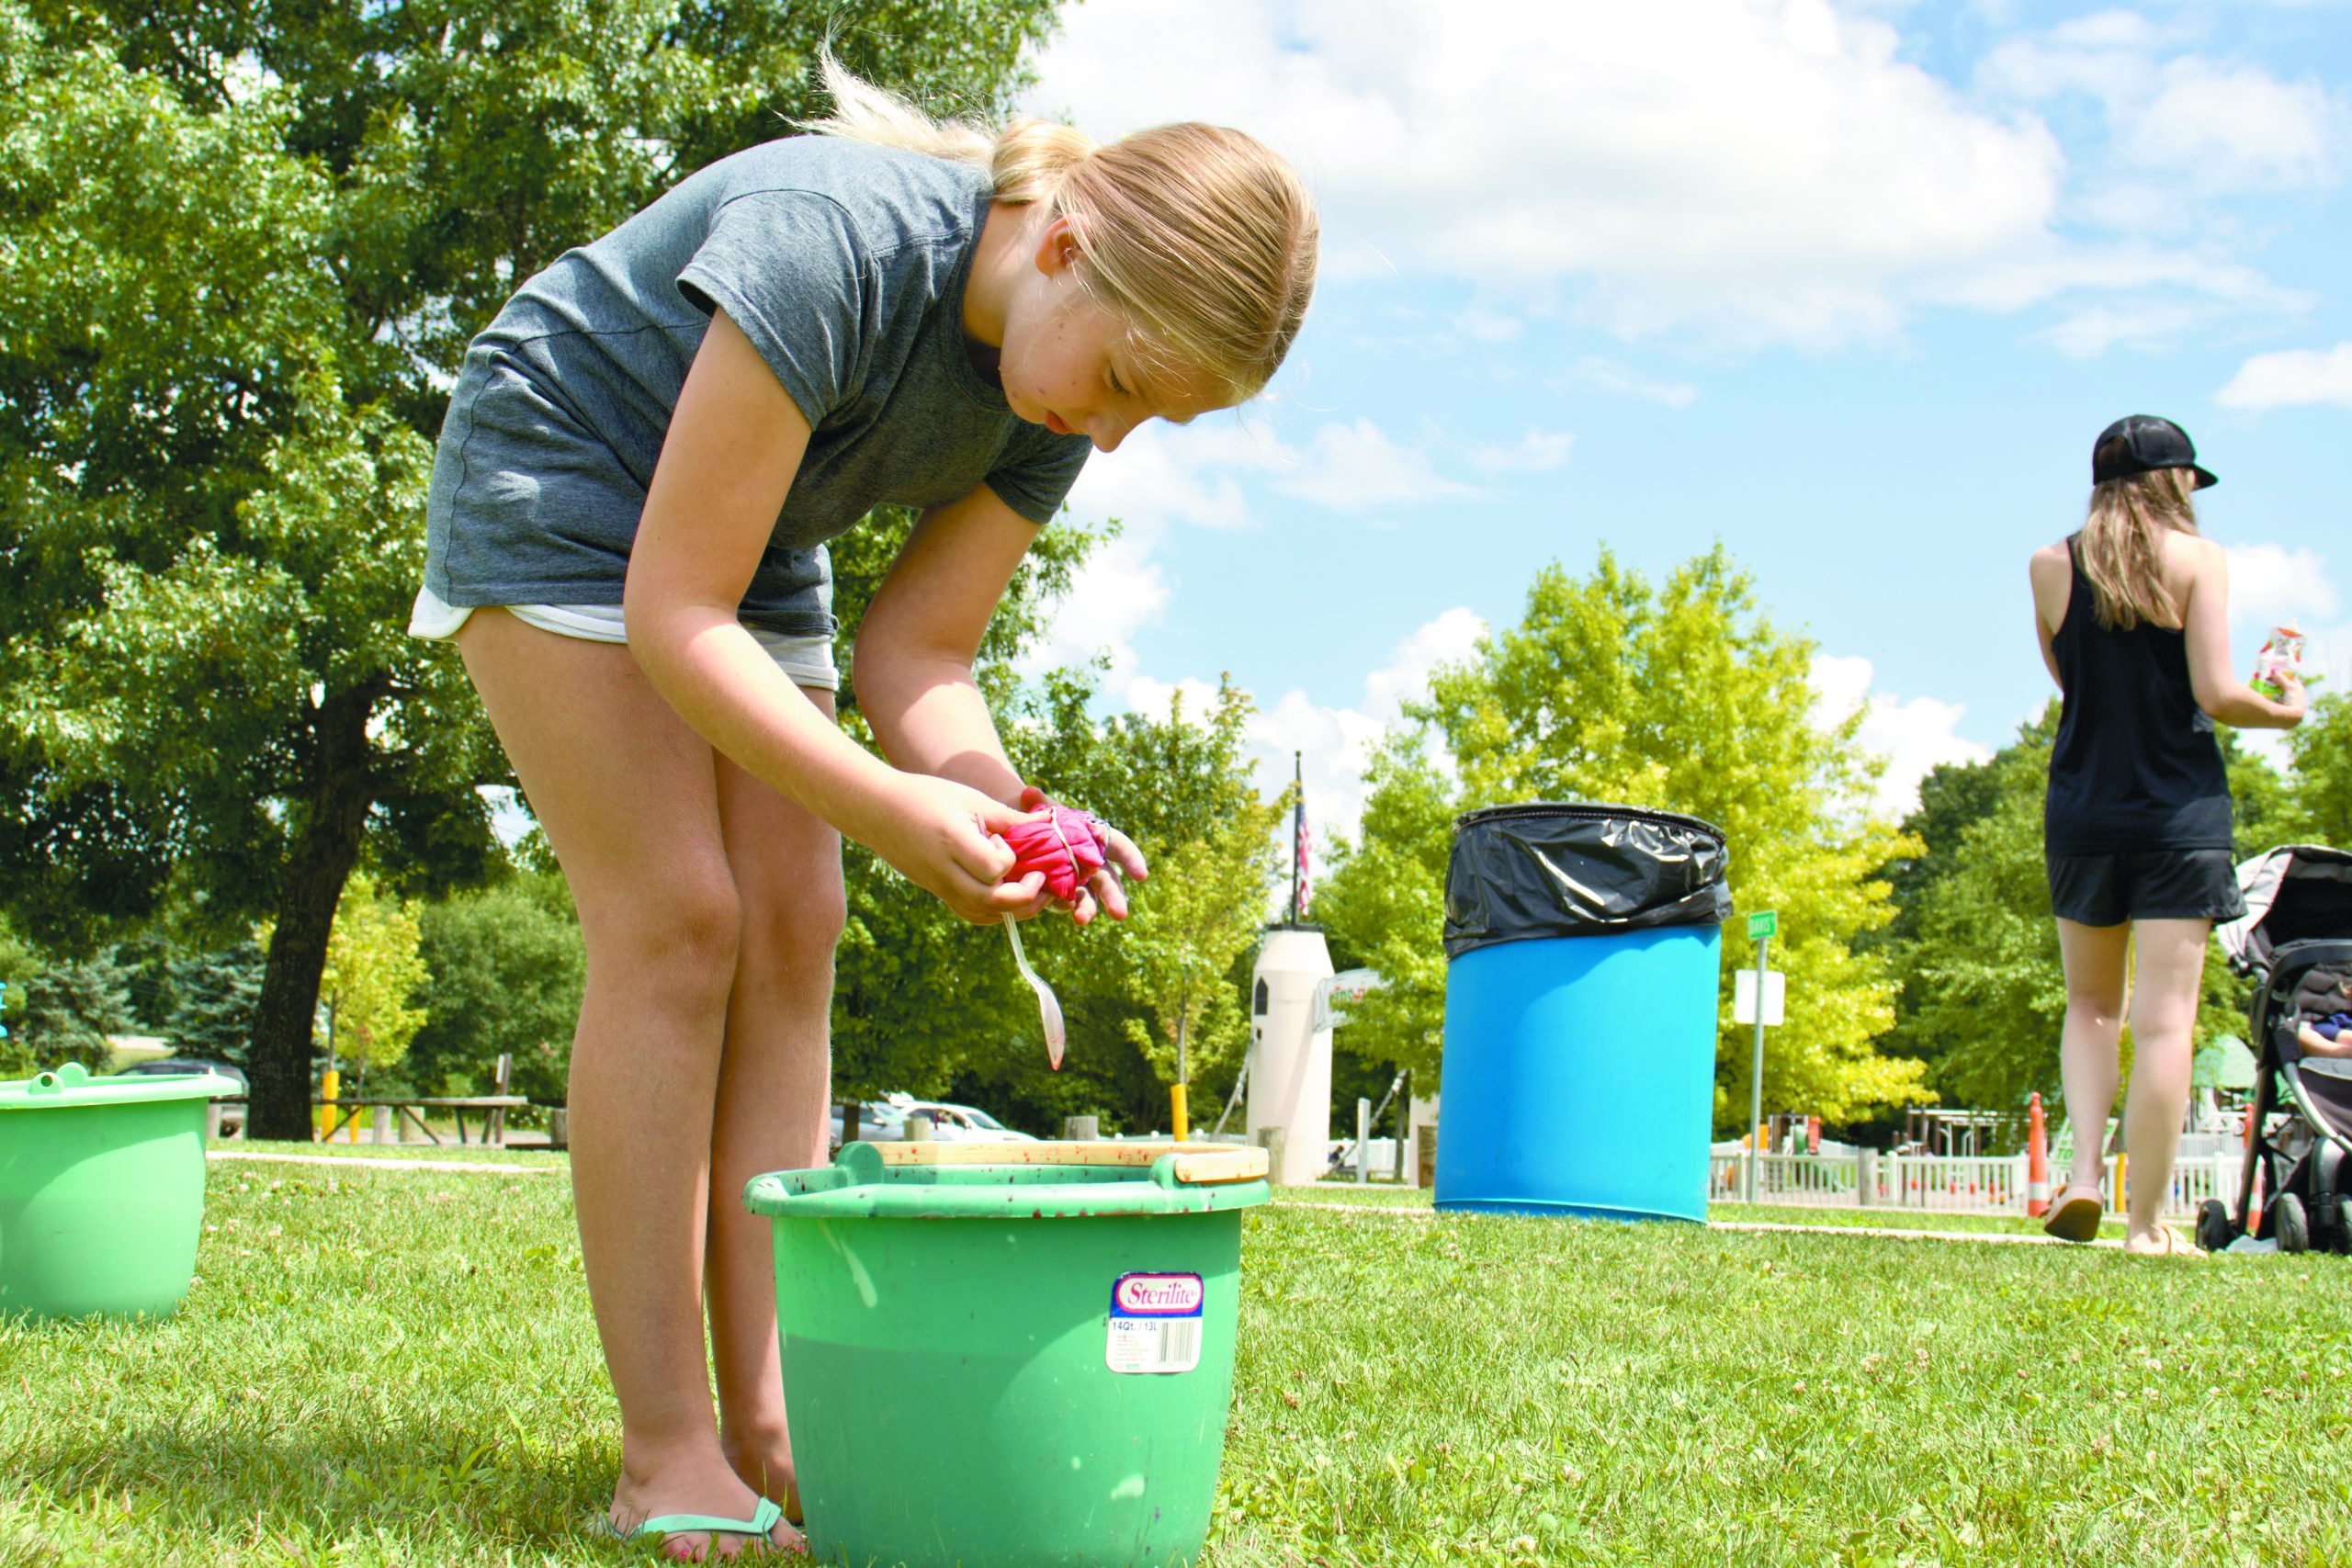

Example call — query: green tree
[407,874,586,1101]
[2282,692,2352,846]
[1900,719,2062,1110]
[0,0,1064,1137]
[1319,546,1929,1128]
[1309,732,1454,1078]
[0,918,134,1077]
[1116,761,1285,1122]
[164,943,267,1066]
[315,872,428,1089]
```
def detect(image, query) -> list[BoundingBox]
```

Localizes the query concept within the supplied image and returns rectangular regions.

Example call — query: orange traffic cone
[2026,1091,2050,1217]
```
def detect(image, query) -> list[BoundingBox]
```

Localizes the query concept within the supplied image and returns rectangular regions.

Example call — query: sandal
[2041,1180,2105,1244]
[2125,1224,2208,1259]
[606,1496,793,1556]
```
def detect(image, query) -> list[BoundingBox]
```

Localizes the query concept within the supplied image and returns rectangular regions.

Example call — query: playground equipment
[744,1139,1270,1568]
[1,1061,239,1321]
[1435,804,1730,1221]
[1246,926,1334,1185]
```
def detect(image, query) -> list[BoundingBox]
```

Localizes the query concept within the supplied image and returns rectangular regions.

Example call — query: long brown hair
[2079,463,2199,630]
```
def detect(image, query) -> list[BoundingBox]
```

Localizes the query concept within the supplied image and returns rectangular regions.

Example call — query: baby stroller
[2200,844,2352,1255]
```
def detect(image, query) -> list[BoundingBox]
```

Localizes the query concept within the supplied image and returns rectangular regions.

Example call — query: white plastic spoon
[1002,914,1067,1071]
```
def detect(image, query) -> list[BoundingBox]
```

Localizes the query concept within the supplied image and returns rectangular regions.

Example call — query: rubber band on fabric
[408,583,839,691]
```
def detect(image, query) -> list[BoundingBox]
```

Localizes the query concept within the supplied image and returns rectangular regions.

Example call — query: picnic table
[313,1094,530,1148]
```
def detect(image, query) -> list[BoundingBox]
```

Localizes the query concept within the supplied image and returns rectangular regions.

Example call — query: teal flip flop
[606,1495,787,1551]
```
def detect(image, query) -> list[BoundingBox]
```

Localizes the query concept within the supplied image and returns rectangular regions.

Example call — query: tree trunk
[244,688,378,1140]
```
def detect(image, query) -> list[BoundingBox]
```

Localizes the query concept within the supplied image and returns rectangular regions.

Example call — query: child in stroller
[2293,965,2352,1058]
[2203,845,2352,1255]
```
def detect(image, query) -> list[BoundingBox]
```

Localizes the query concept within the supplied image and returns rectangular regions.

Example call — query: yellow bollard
[1170,1082,1190,1144]
[318,1068,340,1142]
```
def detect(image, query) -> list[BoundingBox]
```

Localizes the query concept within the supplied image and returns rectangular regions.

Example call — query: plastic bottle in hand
[2251,624,2315,701]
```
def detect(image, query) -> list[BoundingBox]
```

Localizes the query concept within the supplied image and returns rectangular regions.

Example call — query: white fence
[1708,1150,2243,1217]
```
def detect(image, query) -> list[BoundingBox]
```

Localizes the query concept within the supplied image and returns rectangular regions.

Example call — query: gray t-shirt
[421,136,1091,636]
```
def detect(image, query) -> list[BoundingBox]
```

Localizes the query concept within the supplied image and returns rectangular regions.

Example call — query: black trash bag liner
[1444,803,1730,959]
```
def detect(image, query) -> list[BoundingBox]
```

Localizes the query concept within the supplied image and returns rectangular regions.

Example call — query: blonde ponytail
[800,54,1317,402]
[2079,466,2199,630]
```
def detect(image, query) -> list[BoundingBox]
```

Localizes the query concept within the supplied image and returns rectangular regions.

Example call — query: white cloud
[2217,343,2352,411]
[1450,303,1524,344]
[1980,19,2351,201]
[2126,57,2350,193]
[1812,654,1995,818]
[1559,356,1702,408]
[1023,0,2068,346]
[1121,608,1488,858]
[1245,608,1491,852]
[1272,419,1481,513]
[1466,428,1574,477]
[2223,543,2341,631]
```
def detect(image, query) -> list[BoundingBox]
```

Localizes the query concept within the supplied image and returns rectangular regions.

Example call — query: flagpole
[1290,751,1304,925]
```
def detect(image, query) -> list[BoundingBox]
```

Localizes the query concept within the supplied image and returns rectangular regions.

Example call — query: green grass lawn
[4,1163,2346,1565]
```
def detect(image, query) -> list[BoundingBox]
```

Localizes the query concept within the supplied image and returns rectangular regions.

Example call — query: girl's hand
[1016,786,1149,925]
[869,775,1051,925]
[2277,670,2310,723]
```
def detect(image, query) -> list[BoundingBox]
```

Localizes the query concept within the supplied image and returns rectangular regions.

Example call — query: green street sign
[1747,910,1778,941]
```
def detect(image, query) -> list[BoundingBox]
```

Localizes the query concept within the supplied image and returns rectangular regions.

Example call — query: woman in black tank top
[2028,416,2306,1255]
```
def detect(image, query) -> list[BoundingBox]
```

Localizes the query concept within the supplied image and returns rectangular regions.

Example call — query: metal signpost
[1743,909,1777,1203]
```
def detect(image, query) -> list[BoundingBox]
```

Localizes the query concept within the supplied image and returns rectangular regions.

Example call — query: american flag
[1294,792,1312,919]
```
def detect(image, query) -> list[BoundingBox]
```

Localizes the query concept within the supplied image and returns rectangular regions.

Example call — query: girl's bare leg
[457,610,797,1559]
[2121,918,2211,1251]
[707,727,843,1512]
[2055,918,2131,1200]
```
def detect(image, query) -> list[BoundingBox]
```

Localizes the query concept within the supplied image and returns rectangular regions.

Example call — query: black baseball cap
[2092,414,2216,489]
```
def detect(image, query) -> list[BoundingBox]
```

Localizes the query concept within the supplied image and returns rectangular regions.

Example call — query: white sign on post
[1734,969,1785,1027]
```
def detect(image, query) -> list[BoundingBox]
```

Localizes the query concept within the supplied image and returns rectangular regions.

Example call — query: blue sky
[1010,0,2351,845]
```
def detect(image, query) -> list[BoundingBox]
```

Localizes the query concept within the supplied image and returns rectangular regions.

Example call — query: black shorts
[2045,848,2247,927]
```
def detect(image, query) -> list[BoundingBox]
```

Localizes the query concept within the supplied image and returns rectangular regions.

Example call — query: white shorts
[409,584,840,692]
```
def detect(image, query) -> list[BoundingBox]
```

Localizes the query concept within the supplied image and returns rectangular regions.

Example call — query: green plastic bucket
[744,1139,1272,1568]
[0,1061,238,1322]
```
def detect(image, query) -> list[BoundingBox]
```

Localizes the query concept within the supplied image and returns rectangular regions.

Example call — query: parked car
[114,1057,247,1135]
[828,1100,909,1149]
[881,1094,1037,1142]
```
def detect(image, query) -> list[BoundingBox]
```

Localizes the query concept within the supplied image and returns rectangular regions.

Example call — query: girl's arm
[2028,546,2068,689]
[2178,536,2309,729]
[625,308,1044,924]
[856,485,1148,921]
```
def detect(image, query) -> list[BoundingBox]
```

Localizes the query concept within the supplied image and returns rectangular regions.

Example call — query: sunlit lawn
[3,1158,2344,1564]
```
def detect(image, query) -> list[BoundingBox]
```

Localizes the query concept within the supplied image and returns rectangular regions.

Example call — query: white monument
[1246,927,1333,1186]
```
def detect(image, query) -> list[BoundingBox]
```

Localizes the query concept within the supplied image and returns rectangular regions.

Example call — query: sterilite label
[1104,1272,1204,1374]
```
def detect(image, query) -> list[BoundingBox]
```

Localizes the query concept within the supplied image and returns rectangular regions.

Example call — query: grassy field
[4,1160,2345,1565]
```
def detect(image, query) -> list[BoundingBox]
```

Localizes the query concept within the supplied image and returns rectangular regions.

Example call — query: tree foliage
[1305,732,1453,1078]
[1115,737,1286,1092]
[0,917,134,1077]
[2280,692,2352,848]
[315,872,427,1082]
[1317,545,1929,1129]
[406,874,585,1100]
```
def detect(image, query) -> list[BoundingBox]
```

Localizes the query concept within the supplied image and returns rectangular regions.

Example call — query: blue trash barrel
[1434,804,1729,1222]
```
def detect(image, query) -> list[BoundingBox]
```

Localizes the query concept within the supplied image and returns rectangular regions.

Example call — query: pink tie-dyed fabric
[1001,803,1108,903]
